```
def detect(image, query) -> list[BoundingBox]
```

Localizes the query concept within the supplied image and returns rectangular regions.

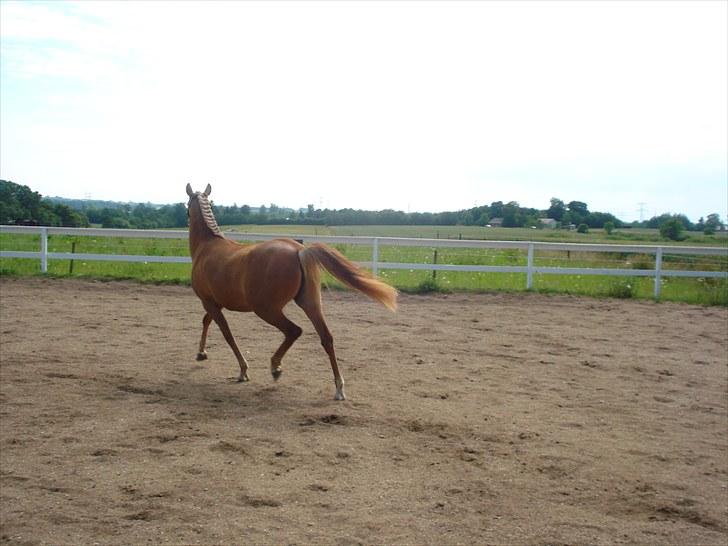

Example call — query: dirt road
[1,278,726,545]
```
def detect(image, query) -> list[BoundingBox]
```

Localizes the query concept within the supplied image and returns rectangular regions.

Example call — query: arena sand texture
[0,278,726,545]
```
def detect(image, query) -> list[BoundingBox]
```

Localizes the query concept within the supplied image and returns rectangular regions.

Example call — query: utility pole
[637,202,647,223]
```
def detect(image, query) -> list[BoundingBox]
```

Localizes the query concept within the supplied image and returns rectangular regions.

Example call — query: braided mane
[197,194,223,238]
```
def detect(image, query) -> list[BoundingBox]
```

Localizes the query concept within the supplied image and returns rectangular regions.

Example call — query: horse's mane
[197,194,224,238]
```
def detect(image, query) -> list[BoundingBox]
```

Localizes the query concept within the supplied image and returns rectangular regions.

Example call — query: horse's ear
[186,183,194,197]
[203,184,212,197]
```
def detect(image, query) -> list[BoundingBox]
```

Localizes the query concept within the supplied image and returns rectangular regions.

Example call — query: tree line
[0,180,87,227]
[0,180,723,238]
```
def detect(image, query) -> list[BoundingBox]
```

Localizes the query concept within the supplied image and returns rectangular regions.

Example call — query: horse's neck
[189,217,223,257]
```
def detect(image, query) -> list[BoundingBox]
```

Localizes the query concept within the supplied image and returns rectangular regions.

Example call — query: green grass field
[1,226,726,305]
[225,224,728,246]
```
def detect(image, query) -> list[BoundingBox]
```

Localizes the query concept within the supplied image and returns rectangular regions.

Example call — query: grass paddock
[1,227,726,305]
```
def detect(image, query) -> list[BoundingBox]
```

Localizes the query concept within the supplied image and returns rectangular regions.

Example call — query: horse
[186,183,397,400]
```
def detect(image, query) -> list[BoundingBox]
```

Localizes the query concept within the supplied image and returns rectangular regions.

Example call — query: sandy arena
[0,277,726,545]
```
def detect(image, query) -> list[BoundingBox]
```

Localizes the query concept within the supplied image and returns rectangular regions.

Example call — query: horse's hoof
[237,374,250,383]
[334,391,346,401]
[196,352,208,361]
[271,367,283,381]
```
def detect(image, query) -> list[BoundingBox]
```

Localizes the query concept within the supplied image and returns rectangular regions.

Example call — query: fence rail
[1,225,726,299]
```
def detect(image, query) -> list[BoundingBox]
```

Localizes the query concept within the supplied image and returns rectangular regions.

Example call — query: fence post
[40,227,48,273]
[654,247,663,299]
[372,237,379,275]
[526,242,534,290]
[69,241,77,274]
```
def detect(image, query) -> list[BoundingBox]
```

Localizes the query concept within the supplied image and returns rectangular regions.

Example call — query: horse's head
[186,183,211,202]
[185,183,222,237]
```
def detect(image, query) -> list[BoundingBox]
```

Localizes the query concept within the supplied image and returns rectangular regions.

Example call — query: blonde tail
[298,243,397,311]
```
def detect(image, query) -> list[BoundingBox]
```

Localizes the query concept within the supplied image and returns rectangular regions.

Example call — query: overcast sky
[1,0,726,222]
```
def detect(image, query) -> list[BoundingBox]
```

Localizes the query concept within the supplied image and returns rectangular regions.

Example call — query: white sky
[1,0,726,222]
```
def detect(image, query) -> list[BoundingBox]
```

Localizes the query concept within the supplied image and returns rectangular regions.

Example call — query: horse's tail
[298,243,397,311]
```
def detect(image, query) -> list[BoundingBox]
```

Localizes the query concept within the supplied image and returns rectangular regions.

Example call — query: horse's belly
[222,299,253,313]
[209,278,252,312]
[192,264,251,312]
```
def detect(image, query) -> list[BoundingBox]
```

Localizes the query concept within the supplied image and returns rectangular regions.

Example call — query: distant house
[540,218,558,229]
[489,217,504,227]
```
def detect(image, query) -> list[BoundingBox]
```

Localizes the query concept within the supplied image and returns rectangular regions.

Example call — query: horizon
[37,184,703,224]
[1,1,726,223]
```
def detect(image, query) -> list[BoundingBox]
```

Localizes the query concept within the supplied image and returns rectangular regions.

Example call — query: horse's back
[193,238,303,312]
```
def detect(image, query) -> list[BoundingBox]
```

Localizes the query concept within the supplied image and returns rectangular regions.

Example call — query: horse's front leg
[204,304,250,382]
[196,313,212,361]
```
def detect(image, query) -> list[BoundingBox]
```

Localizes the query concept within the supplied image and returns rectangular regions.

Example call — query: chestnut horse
[186,184,397,400]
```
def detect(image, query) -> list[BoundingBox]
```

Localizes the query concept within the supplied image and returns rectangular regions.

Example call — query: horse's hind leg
[204,303,250,382]
[196,313,212,361]
[254,309,302,380]
[296,296,345,401]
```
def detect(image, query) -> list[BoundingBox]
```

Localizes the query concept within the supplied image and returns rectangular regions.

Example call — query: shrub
[630,254,653,270]
[604,221,615,235]
[607,279,635,299]
[406,278,449,294]
[660,218,685,241]
[577,223,589,234]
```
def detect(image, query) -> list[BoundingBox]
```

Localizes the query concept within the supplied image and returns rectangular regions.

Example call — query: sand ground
[0,277,726,545]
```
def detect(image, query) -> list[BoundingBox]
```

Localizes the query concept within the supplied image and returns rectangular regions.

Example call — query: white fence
[1,225,726,299]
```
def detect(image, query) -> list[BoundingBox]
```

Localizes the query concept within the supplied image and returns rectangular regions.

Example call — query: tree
[585,211,620,229]
[100,208,130,228]
[0,180,87,226]
[461,211,475,226]
[171,203,188,227]
[489,201,504,220]
[131,203,159,228]
[475,211,490,226]
[53,203,87,227]
[567,201,589,225]
[604,221,615,235]
[660,217,685,241]
[547,198,566,221]
[648,213,693,232]
[502,202,523,227]
[704,213,722,235]
[567,201,589,215]
[0,180,42,223]
[254,205,269,224]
